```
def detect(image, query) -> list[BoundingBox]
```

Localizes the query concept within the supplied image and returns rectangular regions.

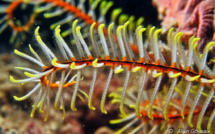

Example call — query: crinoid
[10,19,215,132]
[0,0,143,50]
[33,0,144,34]
[9,19,142,121]
[109,85,214,133]
[30,0,144,54]
[108,26,215,133]
[0,0,38,45]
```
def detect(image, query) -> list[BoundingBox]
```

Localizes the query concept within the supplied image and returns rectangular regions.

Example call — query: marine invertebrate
[0,0,38,45]
[109,86,214,133]
[34,0,143,53]
[10,19,215,130]
[35,0,144,29]
[0,0,143,51]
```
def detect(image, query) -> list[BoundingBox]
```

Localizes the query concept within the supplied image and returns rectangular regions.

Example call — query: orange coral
[153,0,215,52]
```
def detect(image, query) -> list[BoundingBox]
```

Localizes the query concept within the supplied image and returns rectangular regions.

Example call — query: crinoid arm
[109,83,215,133]
[10,19,215,132]
[0,0,39,46]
